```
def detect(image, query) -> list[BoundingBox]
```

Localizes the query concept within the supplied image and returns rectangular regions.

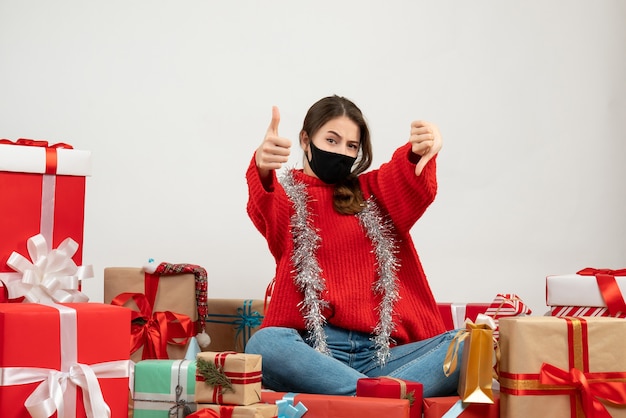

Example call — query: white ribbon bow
[470,313,497,330]
[6,234,92,304]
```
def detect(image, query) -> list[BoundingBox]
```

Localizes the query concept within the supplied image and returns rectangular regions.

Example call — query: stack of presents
[1,138,626,417]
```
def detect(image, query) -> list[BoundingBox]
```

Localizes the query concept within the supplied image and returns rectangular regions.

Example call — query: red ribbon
[540,363,626,418]
[186,409,220,418]
[577,268,626,315]
[0,138,74,175]
[111,275,194,359]
[216,406,234,418]
[0,138,73,149]
[264,277,275,313]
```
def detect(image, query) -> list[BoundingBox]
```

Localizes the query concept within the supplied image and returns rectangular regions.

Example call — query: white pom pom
[196,329,211,348]
[142,258,158,274]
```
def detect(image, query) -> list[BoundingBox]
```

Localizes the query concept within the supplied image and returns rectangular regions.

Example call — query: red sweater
[246,143,446,344]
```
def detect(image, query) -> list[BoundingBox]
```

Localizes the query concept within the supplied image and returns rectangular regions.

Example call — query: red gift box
[0,139,91,282]
[438,294,531,339]
[261,391,410,418]
[423,393,500,418]
[437,303,491,330]
[0,303,132,418]
[356,377,423,418]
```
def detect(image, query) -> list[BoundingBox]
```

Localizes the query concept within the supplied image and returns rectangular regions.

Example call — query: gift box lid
[0,140,91,176]
[546,272,626,308]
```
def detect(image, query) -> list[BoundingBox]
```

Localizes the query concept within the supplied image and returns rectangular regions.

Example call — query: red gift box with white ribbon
[0,303,132,417]
[437,303,492,331]
[0,139,91,290]
[438,294,532,339]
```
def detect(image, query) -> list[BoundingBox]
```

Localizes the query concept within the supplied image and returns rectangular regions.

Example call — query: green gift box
[133,359,197,418]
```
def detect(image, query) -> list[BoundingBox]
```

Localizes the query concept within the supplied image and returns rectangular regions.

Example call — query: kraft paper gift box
[422,392,500,418]
[0,302,132,418]
[356,377,423,418]
[261,391,411,418]
[204,299,265,352]
[194,403,277,418]
[0,139,91,292]
[133,359,197,418]
[546,268,626,317]
[104,263,206,362]
[195,351,262,406]
[498,316,626,417]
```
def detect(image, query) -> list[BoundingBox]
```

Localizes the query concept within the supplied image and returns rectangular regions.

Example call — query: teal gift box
[133,359,197,418]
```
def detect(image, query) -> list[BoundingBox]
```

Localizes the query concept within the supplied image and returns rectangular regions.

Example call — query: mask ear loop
[300,131,312,170]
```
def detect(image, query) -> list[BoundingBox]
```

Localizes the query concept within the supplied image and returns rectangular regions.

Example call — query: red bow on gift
[112,292,194,359]
[577,268,626,316]
[540,362,626,418]
[186,409,220,418]
[0,138,73,149]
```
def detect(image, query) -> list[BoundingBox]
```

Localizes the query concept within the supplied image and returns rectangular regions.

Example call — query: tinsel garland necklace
[281,170,329,356]
[280,169,400,366]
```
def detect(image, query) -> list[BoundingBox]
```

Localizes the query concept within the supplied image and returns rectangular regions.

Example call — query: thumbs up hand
[255,106,292,177]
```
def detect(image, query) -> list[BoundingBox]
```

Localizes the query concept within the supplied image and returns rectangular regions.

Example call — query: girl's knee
[245,327,301,356]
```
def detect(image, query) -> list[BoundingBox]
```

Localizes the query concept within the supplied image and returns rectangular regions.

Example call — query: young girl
[245,95,460,397]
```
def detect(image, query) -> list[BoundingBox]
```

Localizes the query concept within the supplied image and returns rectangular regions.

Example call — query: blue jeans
[245,324,461,397]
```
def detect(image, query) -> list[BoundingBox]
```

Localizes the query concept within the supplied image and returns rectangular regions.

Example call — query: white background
[1,1,625,316]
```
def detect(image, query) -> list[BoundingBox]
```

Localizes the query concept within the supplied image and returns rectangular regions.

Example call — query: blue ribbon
[276,393,308,418]
[205,300,263,350]
[441,399,467,418]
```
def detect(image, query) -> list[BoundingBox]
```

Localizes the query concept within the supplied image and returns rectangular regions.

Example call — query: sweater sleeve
[245,154,290,259]
[360,143,438,234]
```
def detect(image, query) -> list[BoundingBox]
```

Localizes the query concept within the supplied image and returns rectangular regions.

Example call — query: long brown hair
[301,95,373,215]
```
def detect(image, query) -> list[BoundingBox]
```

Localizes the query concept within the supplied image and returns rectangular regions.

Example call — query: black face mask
[307,140,357,184]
